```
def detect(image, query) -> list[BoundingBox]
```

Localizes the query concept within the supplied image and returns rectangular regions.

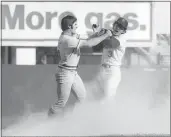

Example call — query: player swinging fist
[48,15,112,117]
[91,17,129,104]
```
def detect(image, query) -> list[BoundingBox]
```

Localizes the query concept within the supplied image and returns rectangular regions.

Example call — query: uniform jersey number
[108,50,113,57]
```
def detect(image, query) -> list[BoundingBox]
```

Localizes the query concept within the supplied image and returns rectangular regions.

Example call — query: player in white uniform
[92,17,128,103]
[48,15,112,117]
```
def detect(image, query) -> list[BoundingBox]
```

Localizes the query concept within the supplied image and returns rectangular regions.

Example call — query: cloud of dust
[2,81,170,136]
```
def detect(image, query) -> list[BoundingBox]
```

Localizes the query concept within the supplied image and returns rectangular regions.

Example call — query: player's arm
[78,24,103,40]
[78,30,112,48]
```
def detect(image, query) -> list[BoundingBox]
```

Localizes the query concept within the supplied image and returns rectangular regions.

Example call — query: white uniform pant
[96,65,121,101]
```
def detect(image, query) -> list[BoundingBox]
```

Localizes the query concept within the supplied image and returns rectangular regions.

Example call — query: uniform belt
[101,64,120,68]
[58,64,78,70]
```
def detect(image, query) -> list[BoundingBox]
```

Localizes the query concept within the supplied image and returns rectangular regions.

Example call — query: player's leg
[90,67,105,100]
[67,72,88,114]
[97,67,106,92]
[71,72,86,103]
[102,67,121,102]
[48,68,75,117]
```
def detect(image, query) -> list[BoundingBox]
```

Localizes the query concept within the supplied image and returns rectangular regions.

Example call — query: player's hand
[106,29,113,37]
[92,24,101,33]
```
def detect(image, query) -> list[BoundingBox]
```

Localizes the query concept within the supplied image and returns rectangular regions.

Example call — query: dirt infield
[1,65,170,135]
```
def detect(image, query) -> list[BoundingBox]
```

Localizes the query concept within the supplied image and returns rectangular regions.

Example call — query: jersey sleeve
[118,33,129,48]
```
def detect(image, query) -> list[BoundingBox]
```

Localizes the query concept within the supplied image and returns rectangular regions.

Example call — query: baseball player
[92,17,128,103]
[48,15,112,117]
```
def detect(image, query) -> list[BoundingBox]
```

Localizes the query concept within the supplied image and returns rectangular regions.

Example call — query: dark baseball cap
[115,17,128,30]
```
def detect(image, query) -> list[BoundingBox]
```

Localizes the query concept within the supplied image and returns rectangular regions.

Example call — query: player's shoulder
[60,32,79,42]
[101,37,119,49]
[111,36,120,46]
[101,38,112,47]
[119,33,129,42]
[60,33,72,40]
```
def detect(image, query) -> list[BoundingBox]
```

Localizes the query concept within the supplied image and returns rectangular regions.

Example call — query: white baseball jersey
[101,35,126,66]
[58,31,80,68]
